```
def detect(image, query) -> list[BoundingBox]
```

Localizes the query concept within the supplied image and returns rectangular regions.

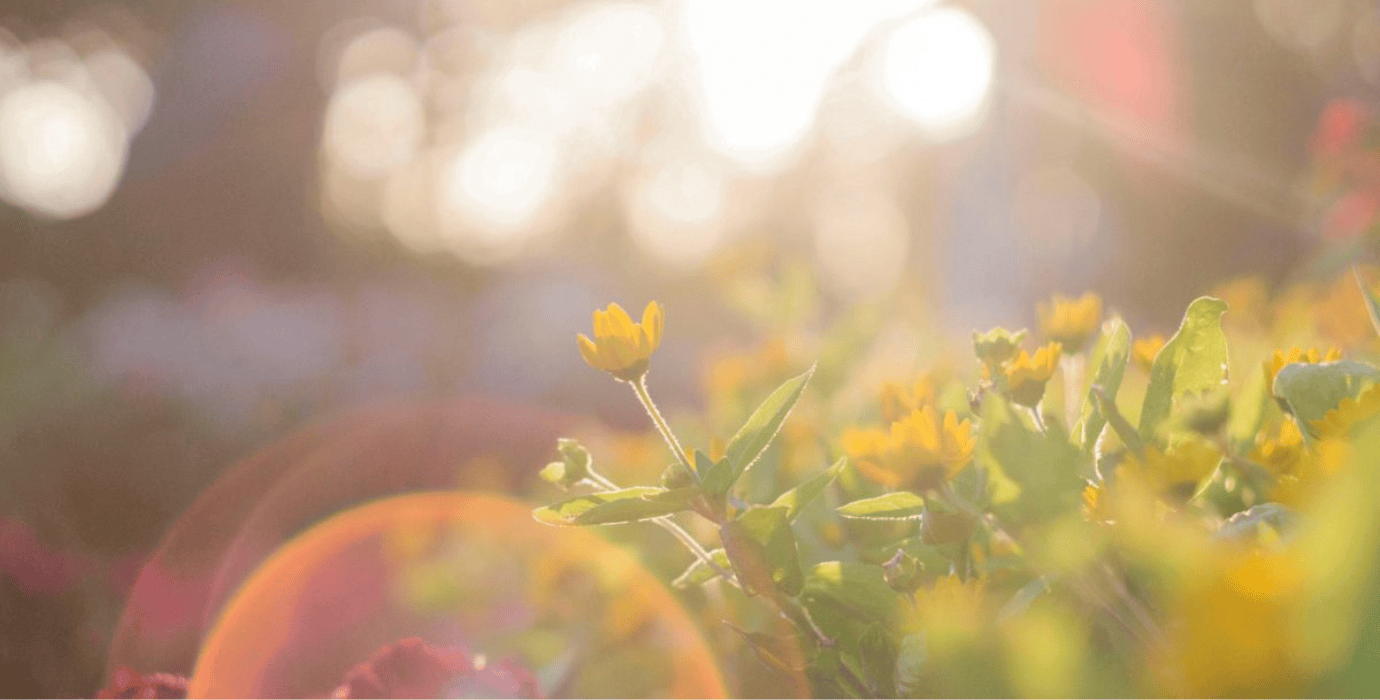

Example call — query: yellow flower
[577,301,663,381]
[1263,346,1342,385]
[1131,334,1165,373]
[1156,548,1305,697]
[1310,383,1380,439]
[843,406,975,492]
[1038,293,1102,353]
[1119,438,1220,502]
[879,374,940,423]
[1249,420,1305,476]
[1003,342,1062,407]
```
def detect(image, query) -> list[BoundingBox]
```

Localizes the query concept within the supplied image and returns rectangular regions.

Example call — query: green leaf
[1273,360,1380,436]
[770,457,845,521]
[837,491,927,520]
[702,365,815,495]
[532,486,696,526]
[802,561,899,626]
[859,623,899,698]
[1215,503,1298,541]
[724,622,808,672]
[978,395,1085,524]
[671,548,731,588]
[1077,318,1131,451]
[894,633,927,698]
[1139,297,1229,439]
[721,506,804,596]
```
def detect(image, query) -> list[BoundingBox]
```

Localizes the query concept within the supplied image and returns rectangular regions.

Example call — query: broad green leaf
[1077,318,1131,451]
[770,457,845,521]
[721,506,804,596]
[859,623,899,698]
[532,486,695,526]
[1093,385,1145,459]
[1139,297,1229,439]
[1273,360,1380,436]
[671,548,731,588]
[702,366,815,495]
[894,633,927,698]
[978,395,1084,524]
[802,561,899,625]
[837,491,927,520]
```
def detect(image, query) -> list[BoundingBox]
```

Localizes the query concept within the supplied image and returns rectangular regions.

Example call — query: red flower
[332,637,542,699]
[94,666,188,699]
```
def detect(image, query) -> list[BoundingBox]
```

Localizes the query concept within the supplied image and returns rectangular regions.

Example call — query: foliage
[538,265,1380,697]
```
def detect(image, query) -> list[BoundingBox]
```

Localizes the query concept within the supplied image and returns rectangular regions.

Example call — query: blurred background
[0,0,1372,696]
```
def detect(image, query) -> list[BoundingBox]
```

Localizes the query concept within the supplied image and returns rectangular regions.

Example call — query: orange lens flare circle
[188,491,725,699]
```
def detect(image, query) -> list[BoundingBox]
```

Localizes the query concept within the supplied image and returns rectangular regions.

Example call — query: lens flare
[877,6,996,140]
[0,79,127,219]
[188,492,725,699]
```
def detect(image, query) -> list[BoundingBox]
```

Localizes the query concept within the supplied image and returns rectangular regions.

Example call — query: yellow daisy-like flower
[1038,293,1103,353]
[1262,346,1342,385]
[1131,334,1166,373]
[1003,342,1062,407]
[1310,383,1380,439]
[1249,420,1305,476]
[879,374,940,423]
[843,406,975,492]
[1119,438,1221,502]
[577,301,663,381]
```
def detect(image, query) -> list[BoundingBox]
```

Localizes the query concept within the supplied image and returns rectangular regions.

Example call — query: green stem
[587,471,739,588]
[631,374,697,479]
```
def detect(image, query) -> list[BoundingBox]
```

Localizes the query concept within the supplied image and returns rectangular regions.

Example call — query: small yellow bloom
[1131,334,1166,373]
[1003,342,1062,407]
[1310,383,1380,439]
[577,301,664,381]
[1249,420,1305,476]
[843,406,975,492]
[1119,438,1220,502]
[1038,293,1103,353]
[1262,346,1342,385]
[879,374,940,423]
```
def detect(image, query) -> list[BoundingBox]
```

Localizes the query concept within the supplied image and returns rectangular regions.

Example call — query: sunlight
[876,6,996,140]
[813,186,909,298]
[678,0,928,171]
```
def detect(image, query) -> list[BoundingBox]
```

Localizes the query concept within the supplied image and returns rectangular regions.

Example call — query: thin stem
[1028,405,1048,434]
[587,470,739,587]
[1062,354,1085,430]
[630,374,696,478]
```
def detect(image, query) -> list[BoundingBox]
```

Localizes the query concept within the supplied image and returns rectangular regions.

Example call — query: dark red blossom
[94,666,188,699]
[332,637,542,699]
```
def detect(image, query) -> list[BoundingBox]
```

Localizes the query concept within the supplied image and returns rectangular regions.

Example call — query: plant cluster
[536,269,1380,697]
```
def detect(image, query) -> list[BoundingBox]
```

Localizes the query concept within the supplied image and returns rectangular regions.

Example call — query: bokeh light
[876,6,996,140]
[0,79,127,219]
[324,73,425,179]
[626,158,728,268]
[437,127,558,262]
[679,0,927,170]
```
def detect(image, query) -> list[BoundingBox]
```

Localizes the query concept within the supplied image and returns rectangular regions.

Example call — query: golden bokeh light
[437,127,558,261]
[324,73,425,179]
[625,158,728,268]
